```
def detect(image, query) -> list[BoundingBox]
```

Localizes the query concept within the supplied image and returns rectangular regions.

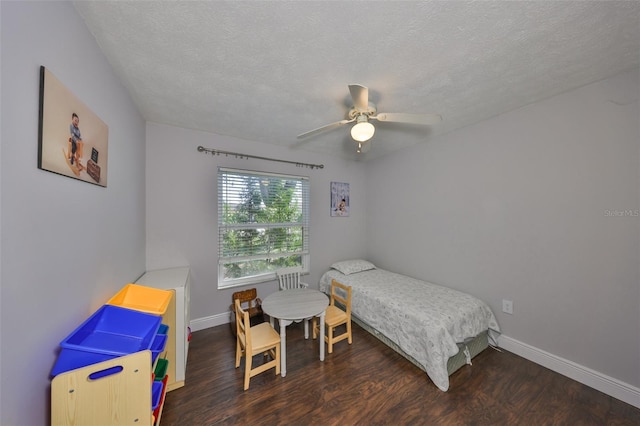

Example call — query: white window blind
[217,167,310,288]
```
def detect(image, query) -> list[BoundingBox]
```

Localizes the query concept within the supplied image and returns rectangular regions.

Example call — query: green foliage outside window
[218,169,309,286]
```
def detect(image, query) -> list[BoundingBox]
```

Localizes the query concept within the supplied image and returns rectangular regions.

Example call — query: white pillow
[331,259,376,275]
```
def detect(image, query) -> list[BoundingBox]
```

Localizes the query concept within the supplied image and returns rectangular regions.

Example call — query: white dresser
[137,266,191,391]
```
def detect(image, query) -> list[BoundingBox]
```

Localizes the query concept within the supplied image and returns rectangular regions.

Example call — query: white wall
[145,122,368,328]
[0,2,147,425]
[365,70,640,396]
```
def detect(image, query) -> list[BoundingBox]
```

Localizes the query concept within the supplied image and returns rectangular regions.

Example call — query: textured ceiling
[73,1,640,161]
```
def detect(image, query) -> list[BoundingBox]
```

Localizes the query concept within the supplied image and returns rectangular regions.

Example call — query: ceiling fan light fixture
[350,115,375,142]
[297,84,441,149]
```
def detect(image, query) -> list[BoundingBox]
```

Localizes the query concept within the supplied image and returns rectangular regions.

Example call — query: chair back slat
[330,279,352,316]
[277,267,304,290]
[235,299,250,349]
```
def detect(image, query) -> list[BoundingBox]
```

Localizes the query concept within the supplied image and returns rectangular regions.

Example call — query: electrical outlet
[502,299,513,315]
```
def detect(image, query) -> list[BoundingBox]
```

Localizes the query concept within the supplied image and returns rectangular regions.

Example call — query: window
[218,168,310,288]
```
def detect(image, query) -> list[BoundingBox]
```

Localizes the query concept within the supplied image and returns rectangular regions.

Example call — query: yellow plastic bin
[107,283,172,315]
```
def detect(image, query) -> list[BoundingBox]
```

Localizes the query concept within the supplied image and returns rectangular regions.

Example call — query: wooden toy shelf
[50,279,181,426]
[51,350,164,425]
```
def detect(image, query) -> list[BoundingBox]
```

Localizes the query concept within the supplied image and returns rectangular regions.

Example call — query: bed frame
[320,263,500,390]
[329,292,490,376]
[351,313,489,376]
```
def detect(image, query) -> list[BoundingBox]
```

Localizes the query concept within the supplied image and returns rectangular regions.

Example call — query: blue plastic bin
[51,305,162,376]
[150,333,168,365]
[152,381,164,410]
[158,323,169,335]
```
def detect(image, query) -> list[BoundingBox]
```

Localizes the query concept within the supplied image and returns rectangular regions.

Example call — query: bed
[319,259,501,391]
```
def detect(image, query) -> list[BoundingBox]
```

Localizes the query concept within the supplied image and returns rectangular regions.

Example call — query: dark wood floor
[160,322,640,425]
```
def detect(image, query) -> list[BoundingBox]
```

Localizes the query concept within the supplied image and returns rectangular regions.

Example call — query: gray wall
[145,122,368,325]
[0,2,147,425]
[365,69,640,390]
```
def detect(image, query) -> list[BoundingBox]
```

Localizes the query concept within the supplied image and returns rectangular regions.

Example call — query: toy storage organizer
[51,284,173,426]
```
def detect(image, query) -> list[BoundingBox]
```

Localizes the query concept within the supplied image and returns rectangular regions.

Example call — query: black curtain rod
[197,146,324,169]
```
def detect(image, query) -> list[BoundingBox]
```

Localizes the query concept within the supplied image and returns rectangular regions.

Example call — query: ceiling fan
[297,84,442,153]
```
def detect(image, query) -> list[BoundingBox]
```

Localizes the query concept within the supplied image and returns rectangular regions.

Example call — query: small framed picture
[330,182,349,217]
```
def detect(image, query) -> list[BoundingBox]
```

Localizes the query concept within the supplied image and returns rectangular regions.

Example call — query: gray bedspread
[319,268,500,391]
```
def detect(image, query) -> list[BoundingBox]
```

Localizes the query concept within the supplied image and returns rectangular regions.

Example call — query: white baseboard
[499,335,640,409]
[190,312,231,332]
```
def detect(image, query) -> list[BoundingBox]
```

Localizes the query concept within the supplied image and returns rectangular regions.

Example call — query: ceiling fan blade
[348,84,369,112]
[373,112,442,125]
[297,119,353,139]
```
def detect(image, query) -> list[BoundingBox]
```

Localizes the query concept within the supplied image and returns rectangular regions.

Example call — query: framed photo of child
[38,66,109,187]
[330,181,349,217]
